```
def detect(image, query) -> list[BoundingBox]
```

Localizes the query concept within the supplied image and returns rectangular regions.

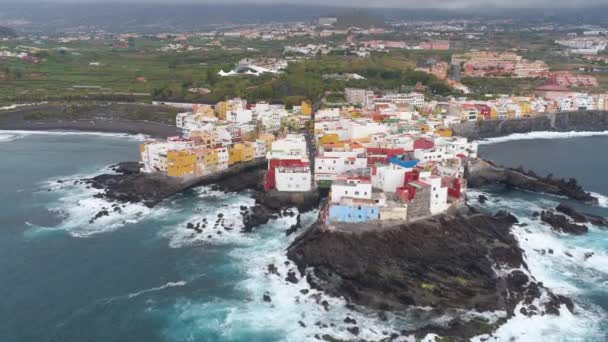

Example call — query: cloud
[1,0,607,8]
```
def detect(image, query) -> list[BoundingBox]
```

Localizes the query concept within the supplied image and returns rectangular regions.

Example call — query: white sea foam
[30,171,167,238]
[0,133,22,142]
[127,281,187,299]
[478,130,608,145]
[0,129,148,141]
[159,187,256,248]
[469,190,608,341]
[0,103,43,111]
[589,192,608,208]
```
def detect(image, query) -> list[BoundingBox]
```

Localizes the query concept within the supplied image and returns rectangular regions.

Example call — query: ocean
[0,130,607,341]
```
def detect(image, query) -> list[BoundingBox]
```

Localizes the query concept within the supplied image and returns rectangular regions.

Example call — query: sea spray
[478,131,608,145]
[469,189,608,341]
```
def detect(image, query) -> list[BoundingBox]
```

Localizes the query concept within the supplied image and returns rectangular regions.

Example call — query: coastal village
[140,67,608,225]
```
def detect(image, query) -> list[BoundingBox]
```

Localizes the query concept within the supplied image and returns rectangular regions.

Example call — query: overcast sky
[1,0,607,8]
[0,0,608,9]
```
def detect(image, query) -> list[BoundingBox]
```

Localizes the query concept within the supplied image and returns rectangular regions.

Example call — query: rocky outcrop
[467,159,598,203]
[86,159,267,207]
[540,210,589,235]
[255,188,321,213]
[287,210,573,340]
[110,161,142,175]
[451,110,608,140]
[556,204,608,228]
[240,189,321,232]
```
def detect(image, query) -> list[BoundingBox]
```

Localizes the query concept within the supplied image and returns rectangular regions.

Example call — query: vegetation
[420,282,436,291]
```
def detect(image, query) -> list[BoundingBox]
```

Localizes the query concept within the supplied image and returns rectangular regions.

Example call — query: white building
[275,166,312,192]
[419,174,449,215]
[268,134,308,160]
[372,164,411,193]
[140,139,195,173]
[228,109,253,124]
[330,179,373,203]
[413,146,449,162]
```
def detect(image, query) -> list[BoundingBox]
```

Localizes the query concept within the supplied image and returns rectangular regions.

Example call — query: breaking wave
[0,129,148,141]
[468,189,608,341]
[127,281,188,299]
[478,131,608,145]
[589,192,608,208]
[28,171,166,238]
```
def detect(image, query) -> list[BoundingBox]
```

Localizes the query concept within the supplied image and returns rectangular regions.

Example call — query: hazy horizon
[1,0,607,9]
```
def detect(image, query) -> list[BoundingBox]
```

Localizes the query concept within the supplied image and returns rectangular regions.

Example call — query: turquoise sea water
[1,131,607,341]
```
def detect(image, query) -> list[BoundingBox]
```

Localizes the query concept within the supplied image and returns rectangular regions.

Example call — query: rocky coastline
[85,159,267,208]
[0,102,180,138]
[451,110,608,140]
[467,158,598,203]
[287,208,574,340]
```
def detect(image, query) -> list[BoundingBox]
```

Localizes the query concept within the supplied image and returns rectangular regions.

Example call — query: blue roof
[388,156,419,168]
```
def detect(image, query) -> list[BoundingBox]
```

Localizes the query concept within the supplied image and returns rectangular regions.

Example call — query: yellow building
[228,144,245,165]
[241,142,256,162]
[257,133,275,150]
[190,131,216,148]
[318,133,339,145]
[434,127,453,137]
[167,150,196,177]
[490,108,498,119]
[518,101,532,117]
[216,101,229,120]
[301,100,312,116]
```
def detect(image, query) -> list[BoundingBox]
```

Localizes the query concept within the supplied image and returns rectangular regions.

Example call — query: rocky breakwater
[537,203,608,235]
[287,209,574,339]
[240,189,321,232]
[86,159,267,208]
[467,158,598,203]
[451,110,608,140]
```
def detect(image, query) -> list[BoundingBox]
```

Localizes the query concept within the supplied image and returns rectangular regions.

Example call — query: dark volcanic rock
[241,205,274,232]
[556,204,608,228]
[255,188,321,213]
[289,210,523,313]
[451,110,608,140]
[541,211,588,235]
[286,270,299,284]
[468,159,597,203]
[87,159,267,208]
[86,172,184,208]
[478,194,488,204]
[287,209,570,340]
[111,161,142,175]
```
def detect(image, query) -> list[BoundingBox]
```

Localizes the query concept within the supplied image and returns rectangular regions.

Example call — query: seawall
[451,110,608,140]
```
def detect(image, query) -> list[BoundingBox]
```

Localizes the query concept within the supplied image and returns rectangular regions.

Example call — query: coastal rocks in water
[240,188,321,232]
[241,205,274,232]
[255,188,321,213]
[89,209,109,223]
[541,210,588,235]
[86,159,267,208]
[467,159,598,203]
[556,203,608,228]
[478,194,488,204]
[286,270,299,284]
[210,168,265,193]
[110,161,142,175]
[87,172,184,208]
[287,209,572,340]
[263,292,272,303]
